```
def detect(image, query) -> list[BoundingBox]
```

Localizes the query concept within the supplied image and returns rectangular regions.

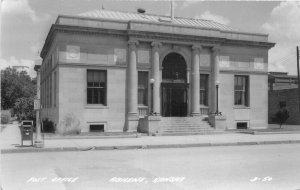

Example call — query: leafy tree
[1,67,36,120]
[14,97,35,120]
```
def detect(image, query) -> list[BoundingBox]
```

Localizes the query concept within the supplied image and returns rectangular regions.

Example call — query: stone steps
[160,117,216,135]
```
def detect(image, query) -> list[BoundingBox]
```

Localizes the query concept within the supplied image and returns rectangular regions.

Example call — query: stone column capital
[151,41,162,50]
[128,39,139,51]
[192,44,202,53]
[212,45,221,54]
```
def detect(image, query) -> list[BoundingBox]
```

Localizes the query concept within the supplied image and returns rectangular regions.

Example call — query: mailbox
[21,120,33,146]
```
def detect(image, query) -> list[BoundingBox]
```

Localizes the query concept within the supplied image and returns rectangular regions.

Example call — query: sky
[1,0,300,77]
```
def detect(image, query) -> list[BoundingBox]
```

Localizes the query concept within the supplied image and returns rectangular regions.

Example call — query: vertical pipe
[216,85,219,114]
[297,46,300,115]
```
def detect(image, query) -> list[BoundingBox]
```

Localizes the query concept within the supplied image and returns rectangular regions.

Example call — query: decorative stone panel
[236,61,250,68]
[66,45,80,62]
[254,58,265,70]
[219,56,230,68]
[200,53,211,67]
[137,50,150,65]
[114,48,127,63]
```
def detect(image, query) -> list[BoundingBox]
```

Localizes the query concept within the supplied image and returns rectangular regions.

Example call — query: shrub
[275,108,289,128]
[42,118,55,133]
[57,113,81,135]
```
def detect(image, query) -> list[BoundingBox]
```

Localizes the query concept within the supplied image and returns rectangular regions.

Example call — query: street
[1,144,300,190]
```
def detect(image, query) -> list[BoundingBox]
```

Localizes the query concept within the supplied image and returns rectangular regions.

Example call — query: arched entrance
[161,53,188,117]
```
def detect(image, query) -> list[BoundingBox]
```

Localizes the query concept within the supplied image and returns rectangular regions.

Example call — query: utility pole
[297,46,300,115]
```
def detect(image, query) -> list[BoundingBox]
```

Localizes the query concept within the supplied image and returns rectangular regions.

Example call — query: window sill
[138,105,148,108]
[200,105,208,108]
[85,105,109,109]
[233,106,251,109]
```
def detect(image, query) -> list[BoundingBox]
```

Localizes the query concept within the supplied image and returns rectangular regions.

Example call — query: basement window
[89,124,104,132]
[237,122,248,129]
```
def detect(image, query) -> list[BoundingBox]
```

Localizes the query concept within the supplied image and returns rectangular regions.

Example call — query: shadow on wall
[56,113,81,135]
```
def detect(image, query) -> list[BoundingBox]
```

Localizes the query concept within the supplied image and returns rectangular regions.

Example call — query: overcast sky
[1,0,300,77]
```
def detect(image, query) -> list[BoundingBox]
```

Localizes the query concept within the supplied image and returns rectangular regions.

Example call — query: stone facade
[40,10,274,133]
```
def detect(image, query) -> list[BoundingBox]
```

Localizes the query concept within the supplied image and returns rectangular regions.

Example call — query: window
[90,124,104,132]
[138,71,148,105]
[234,75,249,106]
[50,74,52,107]
[87,70,106,105]
[42,81,44,108]
[54,72,57,107]
[46,77,49,108]
[200,74,209,106]
[237,122,248,129]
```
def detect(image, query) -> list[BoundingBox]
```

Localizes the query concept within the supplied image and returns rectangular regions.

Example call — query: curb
[2,140,300,154]
[44,135,142,140]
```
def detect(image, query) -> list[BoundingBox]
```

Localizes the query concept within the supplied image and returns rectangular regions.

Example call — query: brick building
[268,72,300,125]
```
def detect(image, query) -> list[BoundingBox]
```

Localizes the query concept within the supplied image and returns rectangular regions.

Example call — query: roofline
[40,15,274,58]
[56,14,269,37]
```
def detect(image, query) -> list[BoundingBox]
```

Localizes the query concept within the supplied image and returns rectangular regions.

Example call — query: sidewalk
[1,123,300,154]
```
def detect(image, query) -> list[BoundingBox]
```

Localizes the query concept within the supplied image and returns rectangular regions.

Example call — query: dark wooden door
[162,83,188,117]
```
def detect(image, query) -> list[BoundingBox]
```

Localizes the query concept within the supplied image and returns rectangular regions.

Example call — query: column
[127,39,139,116]
[126,39,139,131]
[34,64,43,148]
[211,46,220,114]
[151,41,162,115]
[191,45,201,116]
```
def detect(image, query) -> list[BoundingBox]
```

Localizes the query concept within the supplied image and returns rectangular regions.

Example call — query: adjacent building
[268,72,300,124]
[268,72,298,90]
[39,9,274,134]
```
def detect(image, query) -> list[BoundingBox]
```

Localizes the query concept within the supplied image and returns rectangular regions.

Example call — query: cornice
[40,24,275,59]
[41,24,127,58]
[58,63,128,69]
[220,70,268,75]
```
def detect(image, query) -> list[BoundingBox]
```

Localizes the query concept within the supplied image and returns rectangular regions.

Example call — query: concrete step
[159,117,214,135]
[163,130,215,133]
[162,127,212,131]
[163,126,210,129]
[160,125,210,128]
[162,131,224,136]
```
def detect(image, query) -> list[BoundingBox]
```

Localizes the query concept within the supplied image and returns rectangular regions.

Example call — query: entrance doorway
[161,53,188,117]
[162,83,188,116]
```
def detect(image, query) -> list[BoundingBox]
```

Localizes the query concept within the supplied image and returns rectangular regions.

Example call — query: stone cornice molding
[128,30,275,48]
[41,24,275,59]
[172,45,180,51]
[128,39,139,51]
[151,41,162,47]
[220,70,268,75]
